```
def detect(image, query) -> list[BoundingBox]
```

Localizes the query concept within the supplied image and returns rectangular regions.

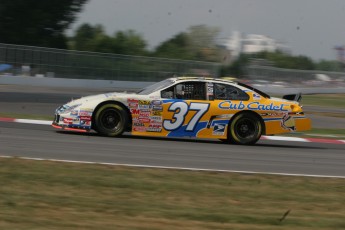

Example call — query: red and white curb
[1,117,345,145]
[0,117,52,125]
[260,135,345,145]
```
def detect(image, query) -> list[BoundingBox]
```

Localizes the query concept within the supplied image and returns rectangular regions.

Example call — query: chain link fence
[0,43,220,82]
[246,65,345,88]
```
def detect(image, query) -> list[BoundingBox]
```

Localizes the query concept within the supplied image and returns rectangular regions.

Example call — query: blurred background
[0,0,345,88]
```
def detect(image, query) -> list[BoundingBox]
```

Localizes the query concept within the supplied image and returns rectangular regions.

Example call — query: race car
[52,77,311,145]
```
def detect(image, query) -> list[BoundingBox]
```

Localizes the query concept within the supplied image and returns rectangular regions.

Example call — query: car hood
[67,92,135,106]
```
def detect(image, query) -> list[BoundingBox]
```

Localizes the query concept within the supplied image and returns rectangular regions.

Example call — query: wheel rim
[100,109,121,131]
[234,117,257,140]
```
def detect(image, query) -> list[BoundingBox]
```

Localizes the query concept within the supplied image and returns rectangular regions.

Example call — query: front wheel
[228,113,262,145]
[94,104,128,137]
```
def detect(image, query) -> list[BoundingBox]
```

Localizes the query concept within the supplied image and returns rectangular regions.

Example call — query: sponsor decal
[80,120,91,125]
[219,100,288,111]
[139,100,150,105]
[133,122,145,127]
[128,103,138,108]
[218,101,246,110]
[139,104,150,110]
[149,116,162,122]
[80,116,91,121]
[151,111,162,116]
[150,100,162,106]
[138,118,150,123]
[139,111,150,118]
[133,127,147,132]
[63,118,73,124]
[70,110,78,116]
[253,93,261,100]
[151,105,163,111]
[132,118,140,123]
[281,114,296,131]
[147,123,162,132]
[261,112,285,117]
[130,108,140,115]
[207,82,214,95]
[79,110,93,116]
[248,102,288,111]
[72,118,80,124]
[132,108,150,114]
[212,124,226,135]
[128,99,139,108]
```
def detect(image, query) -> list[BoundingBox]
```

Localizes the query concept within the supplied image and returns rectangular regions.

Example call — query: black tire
[228,113,262,145]
[94,104,128,137]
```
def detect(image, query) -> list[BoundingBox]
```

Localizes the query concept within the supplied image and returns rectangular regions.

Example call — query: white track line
[1,156,344,179]
[261,136,310,142]
[15,119,52,125]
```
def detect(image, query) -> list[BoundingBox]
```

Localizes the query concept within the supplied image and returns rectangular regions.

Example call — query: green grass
[305,128,345,136]
[0,158,344,230]
[302,94,345,109]
[307,111,345,118]
[282,128,345,139]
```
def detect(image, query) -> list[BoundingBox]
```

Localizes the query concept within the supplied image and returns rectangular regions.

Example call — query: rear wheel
[228,113,262,145]
[94,104,128,137]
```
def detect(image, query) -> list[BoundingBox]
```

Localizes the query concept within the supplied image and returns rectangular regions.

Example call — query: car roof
[172,76,236,84]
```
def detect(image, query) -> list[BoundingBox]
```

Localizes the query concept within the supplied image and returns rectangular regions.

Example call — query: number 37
[163,102,209,131]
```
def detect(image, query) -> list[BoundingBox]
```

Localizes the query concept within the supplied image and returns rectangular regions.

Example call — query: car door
[157,81,214,138]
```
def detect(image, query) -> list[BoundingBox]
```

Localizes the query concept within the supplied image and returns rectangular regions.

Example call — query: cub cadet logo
[219,101,288,111]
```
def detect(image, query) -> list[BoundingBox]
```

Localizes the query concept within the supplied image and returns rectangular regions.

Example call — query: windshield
[137,79,174,95]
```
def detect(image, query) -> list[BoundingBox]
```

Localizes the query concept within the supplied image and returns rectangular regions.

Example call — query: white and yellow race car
[52,77,311,145]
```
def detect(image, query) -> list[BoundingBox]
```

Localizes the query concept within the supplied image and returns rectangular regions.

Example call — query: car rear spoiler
[282,93,302,102]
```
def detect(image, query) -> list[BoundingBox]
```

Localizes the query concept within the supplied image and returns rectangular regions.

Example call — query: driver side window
[161,82,206,100]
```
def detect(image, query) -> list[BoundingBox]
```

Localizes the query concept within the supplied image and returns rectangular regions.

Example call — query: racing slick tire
[228,112,263,145]
[94,104,129,137]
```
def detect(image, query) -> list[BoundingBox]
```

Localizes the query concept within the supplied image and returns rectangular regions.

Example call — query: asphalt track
[1,85,345,178]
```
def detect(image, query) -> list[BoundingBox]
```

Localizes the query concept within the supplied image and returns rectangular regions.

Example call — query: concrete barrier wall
[1,75,345,94]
